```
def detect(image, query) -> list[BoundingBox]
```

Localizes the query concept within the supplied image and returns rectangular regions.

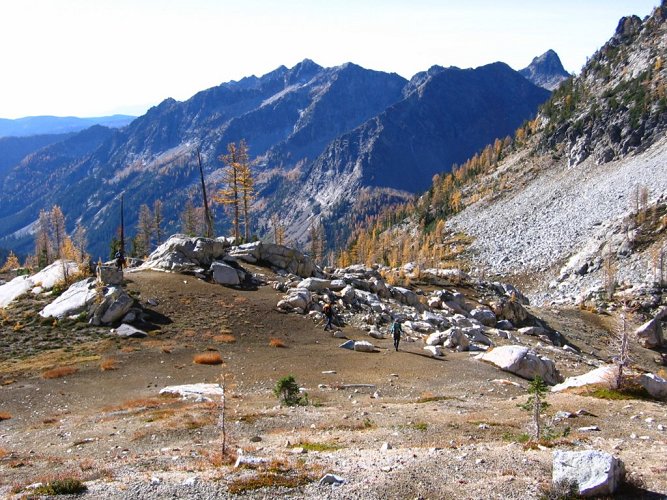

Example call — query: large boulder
[390,287,419,307]
[211,261,241,286]
[160,383,224,403]
[277,289,312,312]
[235,242,317,278]
[490,298,530,326]
[297,277,331,292]
[111,324,148,338]
[443,327,470,351]
[97,265,123,286]
[470,308,497,327]
[39,278,97,319]
[353,340,375,352]
[142,235,230,272]
[31,260,80,290]
[479,345,562,385]
[638,373,667,400]
[551,366,616,392]
[552,450,624,497]
[635,318,663,349]
[87,286,134,325]
[1,260,80,308]
[0,275,33,308]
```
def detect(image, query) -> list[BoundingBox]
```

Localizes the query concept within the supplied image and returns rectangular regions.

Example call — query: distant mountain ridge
[0,56,551,259]
[519,49,570,90]
[0,115,135,138]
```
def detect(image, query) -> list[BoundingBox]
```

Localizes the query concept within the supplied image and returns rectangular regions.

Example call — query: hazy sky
[0,0,659,118]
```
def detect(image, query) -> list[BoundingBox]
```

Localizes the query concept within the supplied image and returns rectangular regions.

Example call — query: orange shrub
[100,358,118,371]
[42,367,78,379]
[193,352,223,365]
[214,334,236,344]
[269,338,286,348]
[0,412,11,421]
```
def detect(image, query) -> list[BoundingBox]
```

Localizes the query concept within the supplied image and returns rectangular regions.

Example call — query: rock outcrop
[552,450,625,497]
[479,345,562,385]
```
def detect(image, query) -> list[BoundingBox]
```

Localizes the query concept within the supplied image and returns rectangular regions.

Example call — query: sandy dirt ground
[0,269,666,498]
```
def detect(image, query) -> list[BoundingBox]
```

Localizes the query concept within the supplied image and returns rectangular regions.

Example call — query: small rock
[578,426,601,432]
[249,436,262,443]
[319,473,346,486]
[380,442,392,452]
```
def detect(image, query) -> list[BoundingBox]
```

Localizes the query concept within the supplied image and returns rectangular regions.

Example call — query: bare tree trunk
[197,149,214,238]
[218,372,226,457]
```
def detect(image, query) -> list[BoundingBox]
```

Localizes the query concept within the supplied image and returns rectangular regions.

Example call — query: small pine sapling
[274,375,307,406]
[520,376,550,441]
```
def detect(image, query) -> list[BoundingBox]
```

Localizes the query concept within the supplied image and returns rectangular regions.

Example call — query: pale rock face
[638,373,667,400]
[211,261,241,286]
[97,265,123,286]
[39,278,97,319]
[297,277,331,292]
[159,383,224,402]
[635,318,663,349]
[479,345,562,385]
[0,275,33,308]
[111,324,148,338]
[142,235,230,271]
[0,260,80,309]
[552,450,625,497]
[551,366,616,392]
[424,345,442,357]
[277,289,312,311]
[442,328,470,351]
[31,260,80,291]
[353,340,375,352]
[425,331,448,346]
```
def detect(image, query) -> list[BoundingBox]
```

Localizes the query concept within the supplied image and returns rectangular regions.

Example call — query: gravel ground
[448,137,667,304]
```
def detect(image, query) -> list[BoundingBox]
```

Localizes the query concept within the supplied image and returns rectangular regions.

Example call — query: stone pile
[139,235,319,282]
[275,263,572,379]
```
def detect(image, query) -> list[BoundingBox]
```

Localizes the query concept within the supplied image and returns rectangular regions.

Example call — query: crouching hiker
[391,319,403,351]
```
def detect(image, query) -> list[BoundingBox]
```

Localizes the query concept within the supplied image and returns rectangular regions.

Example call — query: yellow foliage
[0,251,20,272]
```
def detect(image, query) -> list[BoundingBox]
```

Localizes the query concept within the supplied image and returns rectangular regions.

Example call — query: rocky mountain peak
[613,15,643,42]
[519,49,570,90]
[285,58,323,85]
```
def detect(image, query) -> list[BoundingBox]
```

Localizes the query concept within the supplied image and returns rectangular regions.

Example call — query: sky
[0,0,659,119]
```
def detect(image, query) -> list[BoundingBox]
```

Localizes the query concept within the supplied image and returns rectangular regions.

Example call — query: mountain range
[0,115,135,138]
[355,3,667,307]
[0,52,563,259]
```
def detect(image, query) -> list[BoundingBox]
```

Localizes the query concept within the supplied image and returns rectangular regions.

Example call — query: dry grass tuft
[100,358,118,371]
[120,346,139,353]
[227,471,315,494]
[214,334,237,344]
[193,352,223,365]
[200,449,237,467]
[269,338,286,348]
[42,366,78,379]
[0,411,12,421]
[0,448,10,458]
